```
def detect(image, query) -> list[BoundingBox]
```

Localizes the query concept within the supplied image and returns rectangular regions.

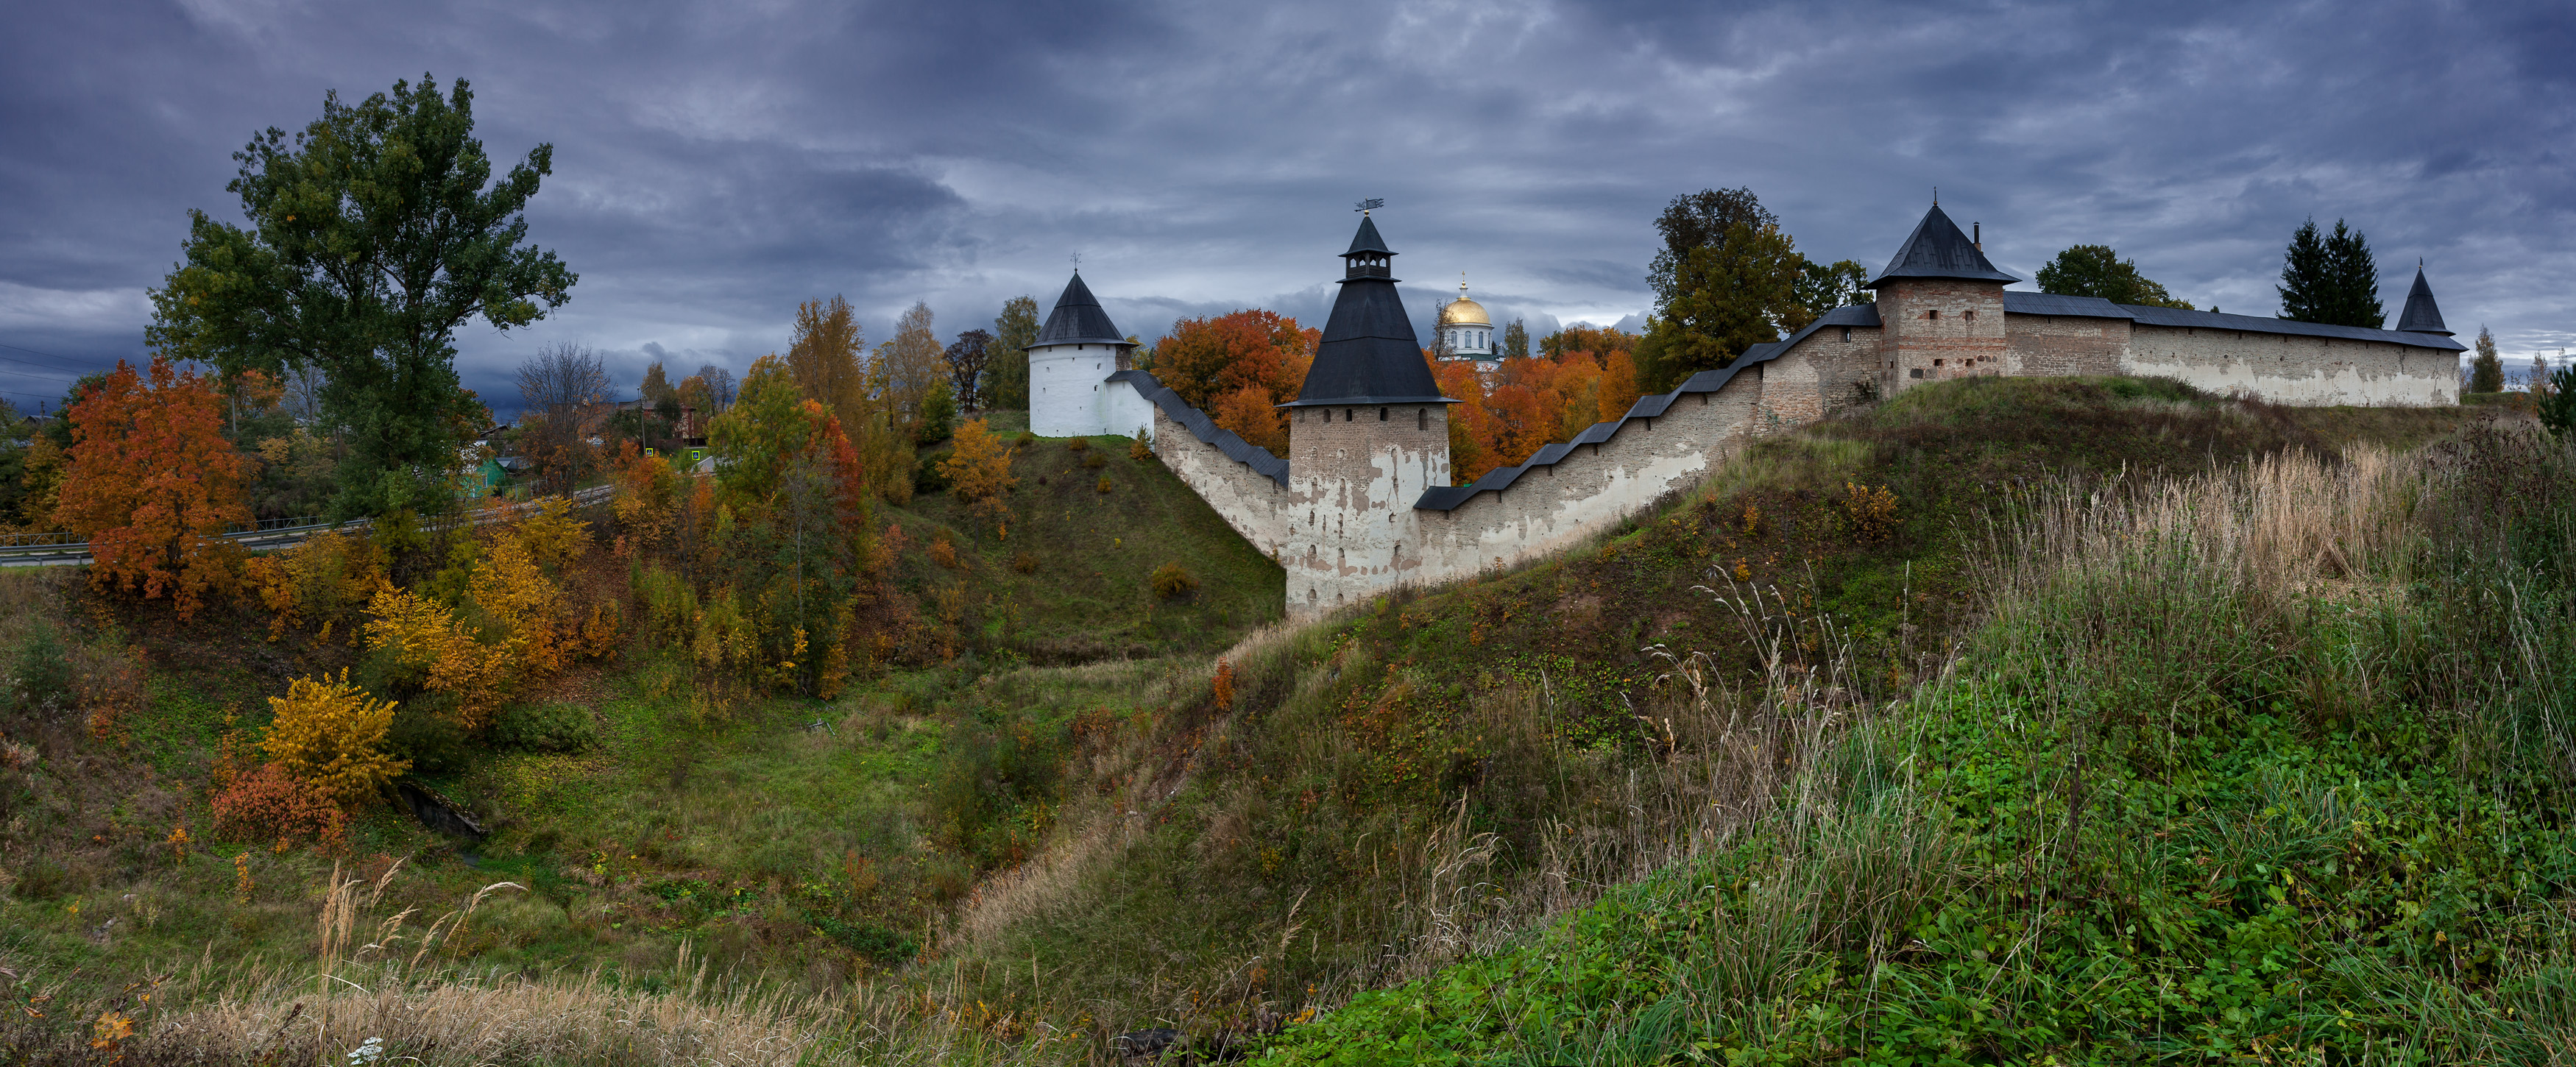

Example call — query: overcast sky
[3,0,2569,415]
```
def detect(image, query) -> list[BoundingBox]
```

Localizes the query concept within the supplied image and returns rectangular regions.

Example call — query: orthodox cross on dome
[1354,198,1384,214]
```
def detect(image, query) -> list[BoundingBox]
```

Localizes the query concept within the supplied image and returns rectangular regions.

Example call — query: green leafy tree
[988,295,1041,411]
[710,355,819,508]
[1792,258,1873,321]
[1501,319,1529,361]
[2467,326,2503,394]
[146,75,574,520]
[1638,221,1803,391]
[1647,188,1776,313]
[2035,245,2195,308]
[2277,218,2384,327]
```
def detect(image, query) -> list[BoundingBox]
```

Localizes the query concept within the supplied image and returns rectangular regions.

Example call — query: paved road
[0,484,613,569]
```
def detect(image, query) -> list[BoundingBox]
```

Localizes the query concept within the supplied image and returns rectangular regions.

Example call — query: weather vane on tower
[1354,198,1383,214]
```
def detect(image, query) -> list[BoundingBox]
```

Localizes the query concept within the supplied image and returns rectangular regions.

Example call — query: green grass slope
[905,380,2523,1045]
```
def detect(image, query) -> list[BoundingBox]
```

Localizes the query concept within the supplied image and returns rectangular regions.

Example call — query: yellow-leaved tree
[938,417,1017,531]
[261,670,408,805]
[362,589,514,729]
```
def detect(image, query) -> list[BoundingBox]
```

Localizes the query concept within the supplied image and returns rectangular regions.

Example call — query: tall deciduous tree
[2036,245,2195,308]
[988,296,1041,411]
[788,296,866,433]
[640,362,675,405]
[2277,218,2385,327]
[54,356,254,620]
[146,75,574,520]
[1641,221,1804,391]
[2467,326,2503,394]
[875,302,947,442]
[944,329,995,411]
[1154,310,1315,414]
[695,364,737,412]
[1501,319,1529,361]
[1647,188,1777,313]
[514,342,612,494]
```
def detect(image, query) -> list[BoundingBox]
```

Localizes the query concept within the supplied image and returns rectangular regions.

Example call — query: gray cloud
[3,0,2569,415]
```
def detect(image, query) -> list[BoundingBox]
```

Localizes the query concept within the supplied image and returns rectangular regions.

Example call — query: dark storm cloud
[3,0,2569,416]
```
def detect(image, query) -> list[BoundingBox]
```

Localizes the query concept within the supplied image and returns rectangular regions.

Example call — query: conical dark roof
[1344,213,1392,257]
[2394,266,2450,335]
[1033,272,1136,348]
[1287,217,1451,408]
[1866,204,2020,288]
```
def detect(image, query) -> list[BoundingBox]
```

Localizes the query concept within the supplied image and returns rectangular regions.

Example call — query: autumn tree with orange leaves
[1427,333,1647,483]
[1156,310,1316,452]
[54,355,253,620]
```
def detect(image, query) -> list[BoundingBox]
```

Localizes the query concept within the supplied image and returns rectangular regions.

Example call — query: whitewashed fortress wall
[2122,325,2458,406]
[1029,205,2463,620]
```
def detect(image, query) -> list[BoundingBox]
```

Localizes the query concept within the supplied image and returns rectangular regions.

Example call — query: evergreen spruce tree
[2468,326,2504,394]
[2278,218,2384,327]
[1501,319,1529,361]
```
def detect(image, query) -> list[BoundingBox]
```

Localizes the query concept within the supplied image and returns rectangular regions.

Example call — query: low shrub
[10,623,73,718]
[1130,436,1154,461]
[1096,475,1114,494]
[1149,561,1197,600]
[1012,552,1039,575]
[491,701,599,754]
[209,761,347,850]
[1065,437,1089,453]
[1081,450,1107,470]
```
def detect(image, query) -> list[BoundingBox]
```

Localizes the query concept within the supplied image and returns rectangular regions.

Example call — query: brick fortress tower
[1280,211,1455,617]
[1870,203,2017,395]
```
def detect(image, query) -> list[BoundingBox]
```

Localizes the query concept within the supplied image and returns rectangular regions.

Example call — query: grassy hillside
[0,422,1279,1060]
[1255,417,2576,1063]
[4,381,2551,1066]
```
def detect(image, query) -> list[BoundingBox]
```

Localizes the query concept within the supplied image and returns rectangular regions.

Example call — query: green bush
[489,701,598,754]
[9,623,72,717]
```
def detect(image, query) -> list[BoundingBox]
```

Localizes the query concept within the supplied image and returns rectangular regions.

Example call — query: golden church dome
[1437,278,1490,326]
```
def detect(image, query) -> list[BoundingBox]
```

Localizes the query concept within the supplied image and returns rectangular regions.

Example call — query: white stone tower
[1027,272,1140,438]
[1281,212,1456,618]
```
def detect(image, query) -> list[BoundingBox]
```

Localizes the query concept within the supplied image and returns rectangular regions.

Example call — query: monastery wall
[1797,327,1887,418]
[1128,387,1292,559]
[1399,369,1765,597]
[2122,325,2460,406]
[2004,314,2129,377]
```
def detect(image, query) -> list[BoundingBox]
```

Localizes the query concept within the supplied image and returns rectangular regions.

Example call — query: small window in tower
[1379,407,1388,422]
[1841,327,1851,342]
[1933,359,1943,366]
[1418,408,1428,431]
[1928,309,1939,320]
[1343,408,1354,422]
[1910,368,1925,378]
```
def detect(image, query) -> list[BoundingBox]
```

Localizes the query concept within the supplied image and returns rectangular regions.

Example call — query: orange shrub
[210,761,346,851]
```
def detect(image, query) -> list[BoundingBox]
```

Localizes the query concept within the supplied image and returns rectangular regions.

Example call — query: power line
[0,340,116,374]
